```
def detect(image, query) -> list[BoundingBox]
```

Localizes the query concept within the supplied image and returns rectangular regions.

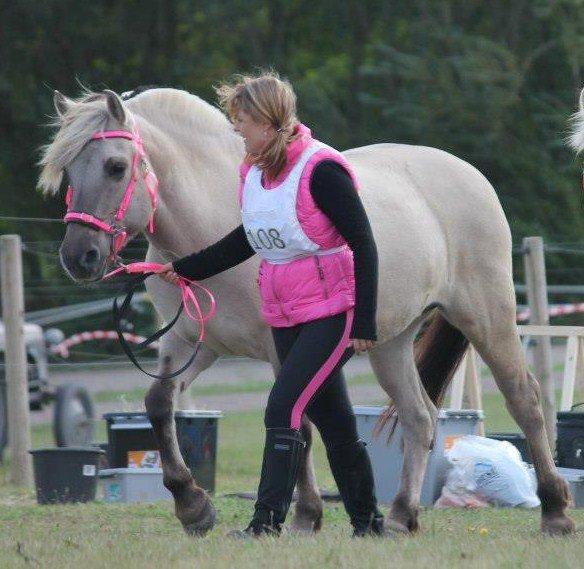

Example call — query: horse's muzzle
[59,224,109,282]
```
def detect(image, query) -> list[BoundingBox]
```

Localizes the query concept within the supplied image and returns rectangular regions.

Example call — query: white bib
[241,141,344,264]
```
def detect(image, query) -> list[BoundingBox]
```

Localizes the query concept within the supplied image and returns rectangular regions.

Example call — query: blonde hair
[214,70,298,179]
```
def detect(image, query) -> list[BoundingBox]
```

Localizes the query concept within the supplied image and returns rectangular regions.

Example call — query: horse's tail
[373,311,469,437]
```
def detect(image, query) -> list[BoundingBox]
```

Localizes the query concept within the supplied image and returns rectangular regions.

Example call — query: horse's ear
[579,87,584,111]
[53,90,71,118]
[104,89,127,124]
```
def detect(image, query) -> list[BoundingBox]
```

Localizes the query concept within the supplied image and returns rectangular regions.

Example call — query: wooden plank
[577,338,584,395]
[450,349,467,411]
[517,325,584,337]
[522,236,555,452]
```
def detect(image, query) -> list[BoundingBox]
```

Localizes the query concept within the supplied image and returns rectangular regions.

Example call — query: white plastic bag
[435,435,540,508]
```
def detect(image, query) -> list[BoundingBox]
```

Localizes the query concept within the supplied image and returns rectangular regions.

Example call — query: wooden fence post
[561,336,579,411]
[450,353,466,411]
[461,347,485,436]
[523,236,556,453]
[0,235,33,486]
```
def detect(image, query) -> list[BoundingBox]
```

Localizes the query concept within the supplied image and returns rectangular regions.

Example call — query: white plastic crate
[99,468,172,503]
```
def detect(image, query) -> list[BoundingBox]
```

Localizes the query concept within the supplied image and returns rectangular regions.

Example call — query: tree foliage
[1,0,584,306]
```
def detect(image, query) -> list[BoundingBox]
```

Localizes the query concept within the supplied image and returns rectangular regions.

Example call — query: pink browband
[64,128,159,259]
[105,262,217,341]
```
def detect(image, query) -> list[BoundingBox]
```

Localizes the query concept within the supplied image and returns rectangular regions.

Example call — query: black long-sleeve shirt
[173,160,378,340]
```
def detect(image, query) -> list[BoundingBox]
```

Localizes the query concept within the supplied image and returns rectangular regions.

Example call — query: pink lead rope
[105,262,217,344]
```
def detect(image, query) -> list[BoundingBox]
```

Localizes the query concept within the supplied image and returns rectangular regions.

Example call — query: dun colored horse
[38,87,575,535]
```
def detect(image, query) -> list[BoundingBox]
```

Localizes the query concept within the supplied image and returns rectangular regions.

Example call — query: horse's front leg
[291,416,324,532]
[145,332,218,536]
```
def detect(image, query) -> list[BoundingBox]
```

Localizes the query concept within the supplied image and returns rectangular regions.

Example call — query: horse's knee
[526,372,542,403]
[401,407,433,450]
[145,379,176,425]
[500,371,545,433]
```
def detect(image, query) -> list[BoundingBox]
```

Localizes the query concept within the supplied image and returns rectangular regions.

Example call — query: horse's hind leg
[369,324,436,533]
[447,293,575,535]
[291,416,324,532]
[145,331,218,536]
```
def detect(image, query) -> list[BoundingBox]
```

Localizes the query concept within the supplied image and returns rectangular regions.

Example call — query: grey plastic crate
[99,468,172,503]
[553,467,584,507]
[528,466,584,507]
[354,406,484,506]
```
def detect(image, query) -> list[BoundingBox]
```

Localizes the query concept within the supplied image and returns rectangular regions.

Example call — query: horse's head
[38,89,158,282]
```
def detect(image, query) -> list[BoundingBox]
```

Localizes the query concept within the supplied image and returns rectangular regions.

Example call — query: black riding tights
[267,309,360,450]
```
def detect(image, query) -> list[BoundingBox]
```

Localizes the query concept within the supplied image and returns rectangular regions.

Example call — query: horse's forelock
[37,87,235,196]
[37,91,128,195]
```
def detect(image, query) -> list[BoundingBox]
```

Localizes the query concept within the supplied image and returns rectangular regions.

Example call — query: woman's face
[233,109,273,156]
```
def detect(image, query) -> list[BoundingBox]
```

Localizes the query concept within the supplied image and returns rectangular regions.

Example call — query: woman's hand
[349,338,376,354]
[153,262,181,285]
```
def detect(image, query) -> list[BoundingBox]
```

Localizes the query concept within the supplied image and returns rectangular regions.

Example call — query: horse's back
[341,143,513,333]
[343,142,511,255]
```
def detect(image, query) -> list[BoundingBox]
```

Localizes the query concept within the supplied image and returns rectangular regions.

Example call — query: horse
[38,87,574,536]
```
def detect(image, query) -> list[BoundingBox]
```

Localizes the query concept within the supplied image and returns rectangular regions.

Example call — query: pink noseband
[63,128,159,259]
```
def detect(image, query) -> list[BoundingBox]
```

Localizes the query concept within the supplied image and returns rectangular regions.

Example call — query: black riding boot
[327,439,386,537]
[229,427,305,538]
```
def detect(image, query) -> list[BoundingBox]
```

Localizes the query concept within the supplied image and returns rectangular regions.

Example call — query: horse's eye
[105,159,127,178]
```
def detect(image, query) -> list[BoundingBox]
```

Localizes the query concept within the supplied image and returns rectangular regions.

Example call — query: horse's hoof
[176,489,217,537]
[388,496,420,534]
[385,518,413,535]
[181,499,216,537]
[290,503,323,534]
[288,514,323,535]
[541,514,576,536]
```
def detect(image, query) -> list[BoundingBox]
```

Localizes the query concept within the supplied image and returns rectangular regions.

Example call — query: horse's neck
[136,116,243,260]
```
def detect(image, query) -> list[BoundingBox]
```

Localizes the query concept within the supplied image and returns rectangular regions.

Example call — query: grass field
[1,392,584,568]
[91,371,380,403]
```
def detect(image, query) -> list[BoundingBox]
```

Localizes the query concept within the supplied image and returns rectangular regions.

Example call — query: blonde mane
[37,87,232,195]
[568,106,584,154]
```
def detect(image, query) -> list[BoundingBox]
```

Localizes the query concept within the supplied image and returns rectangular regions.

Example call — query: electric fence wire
[0,215,63,223]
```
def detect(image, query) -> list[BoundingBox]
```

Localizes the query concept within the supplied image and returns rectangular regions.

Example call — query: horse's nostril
[79,246,100,270]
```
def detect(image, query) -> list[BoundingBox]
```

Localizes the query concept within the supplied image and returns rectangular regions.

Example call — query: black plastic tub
[103,411,222,493]
[487,433,532,463]
[557,411,584,469]
[29,447,105,504]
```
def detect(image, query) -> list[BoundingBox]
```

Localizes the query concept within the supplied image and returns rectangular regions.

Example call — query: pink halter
[63,125,217,379]
[64,128,159,259]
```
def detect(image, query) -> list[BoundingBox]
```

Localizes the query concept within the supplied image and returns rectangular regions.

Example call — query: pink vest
[238,123,360,327]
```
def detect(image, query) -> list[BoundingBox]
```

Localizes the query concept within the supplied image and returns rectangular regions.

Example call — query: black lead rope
[113,272,201,380]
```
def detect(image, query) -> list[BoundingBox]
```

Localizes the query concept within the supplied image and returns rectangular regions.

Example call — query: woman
[155,71,384,538]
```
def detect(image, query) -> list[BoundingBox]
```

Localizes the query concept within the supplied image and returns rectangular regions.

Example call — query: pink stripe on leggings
[290,308,354,429]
